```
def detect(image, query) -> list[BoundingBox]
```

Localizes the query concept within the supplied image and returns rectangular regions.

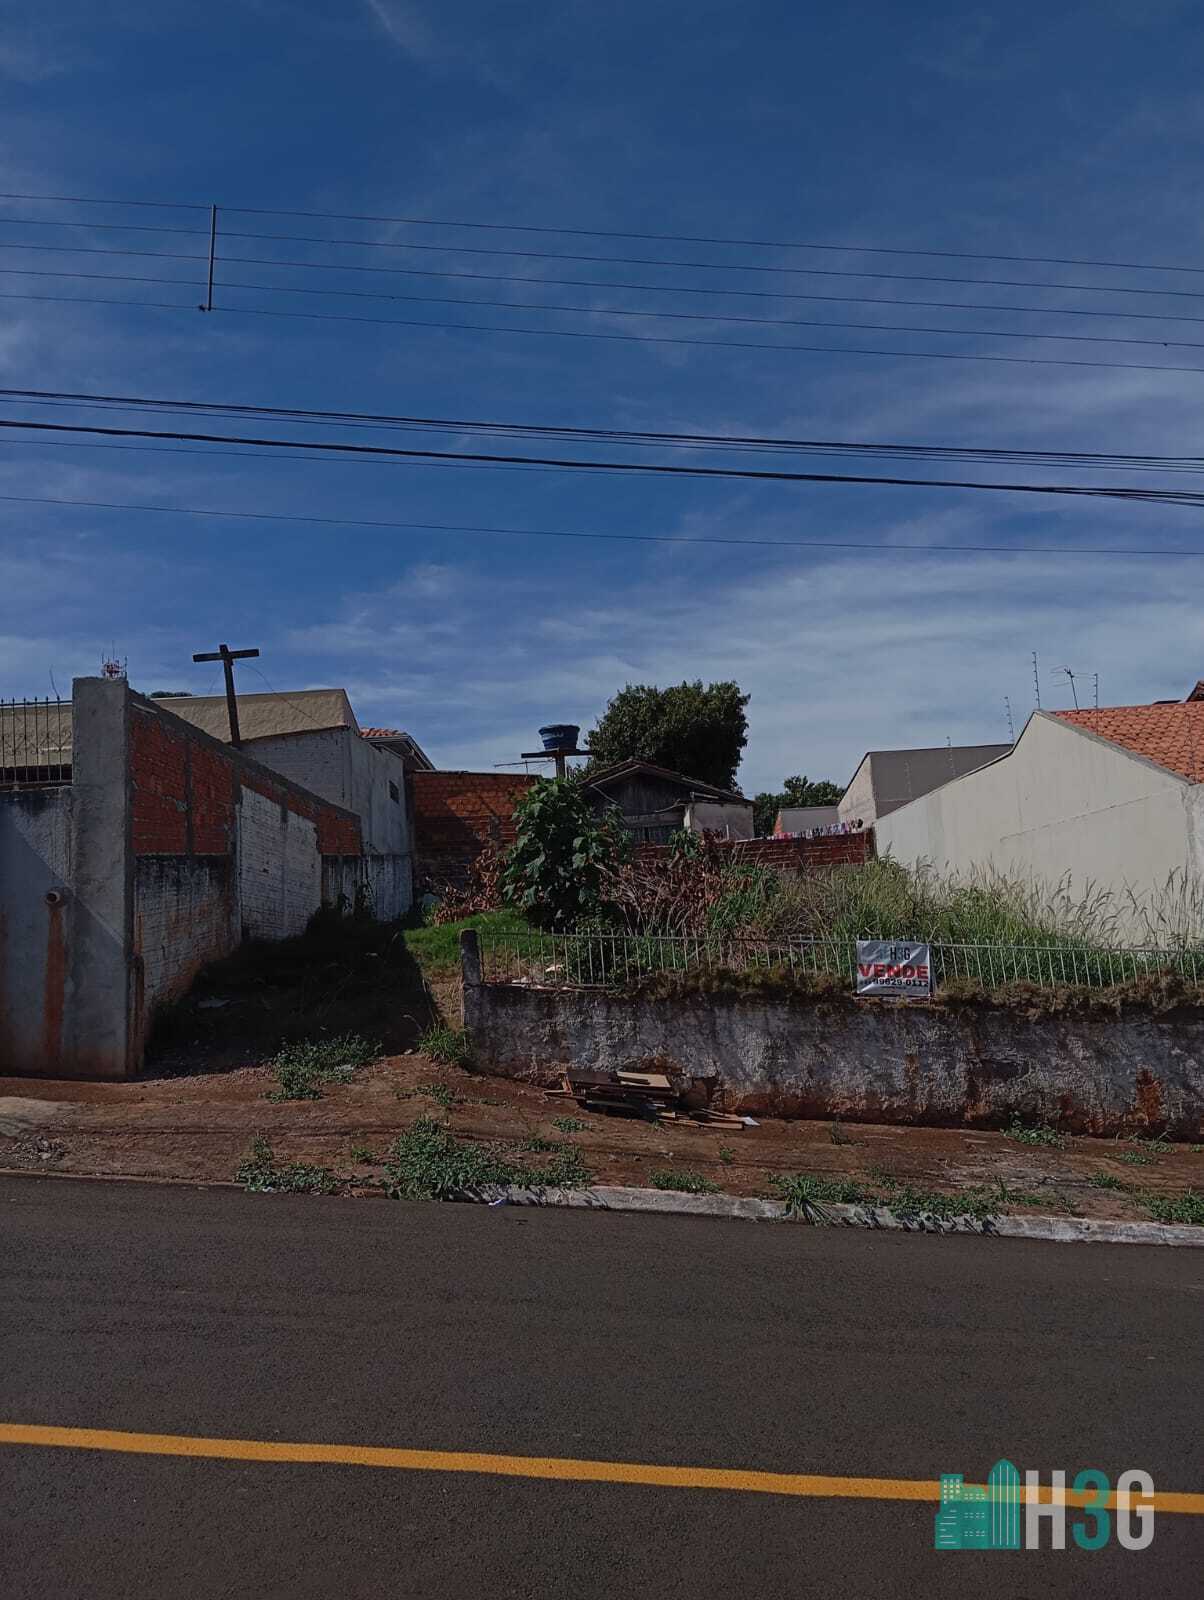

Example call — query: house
[582,760,753,843]
[0,678,392,1079]
[774,804,842,835]
[838,743,1012,827]
[874,686,1204,932]
[360,727,435,774]
[153,689,412,918]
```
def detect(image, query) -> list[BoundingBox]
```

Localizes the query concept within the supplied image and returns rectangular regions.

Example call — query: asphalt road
[1,1176,1200,1598]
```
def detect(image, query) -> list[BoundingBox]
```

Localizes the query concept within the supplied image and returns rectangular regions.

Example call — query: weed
[1119,1149,1155,1167]
[649,1168,721,1194]
[381,1117,590,1201]
[1088,1172,1129,1192]
[829,1118,855,1146]
[523,1134,564,1153]
[717,1145,736,1165]
[236,1136,339,1195]
[552,1116,587,1134]
[876,1179,1001,1220]
[992,1179,1046,1208]
[266,1033,379,1101]
[773,1173,874,1213]
[1143,1189,1204,1225]
[415,1080,460,1109]
[349,1143,376,1164]
[1128,1134,1172,1156]
[1003,1116,1066,1149]
[417,1024,474,1069]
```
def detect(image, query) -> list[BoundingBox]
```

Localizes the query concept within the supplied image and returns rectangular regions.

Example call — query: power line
[3,283,1197,375]
[0,487,1200,556]
[8,383,1204,468]
[2,417,1203,504]
[4,263,1198,352]
[4,187,1204,278]
[9,229,1204,304]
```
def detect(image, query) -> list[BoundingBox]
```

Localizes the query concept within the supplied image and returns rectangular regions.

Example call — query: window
[388,780,400,803]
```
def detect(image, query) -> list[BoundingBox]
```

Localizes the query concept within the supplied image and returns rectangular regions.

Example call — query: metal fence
[0,697,71,787]
[477,929,1204,992]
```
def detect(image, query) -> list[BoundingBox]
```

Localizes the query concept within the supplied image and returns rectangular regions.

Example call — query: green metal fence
[477,929,1204,992]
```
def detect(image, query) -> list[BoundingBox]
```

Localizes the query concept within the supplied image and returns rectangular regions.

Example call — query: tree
[752,775,844,837]
[585,681,749,790]
[501,778,626,929]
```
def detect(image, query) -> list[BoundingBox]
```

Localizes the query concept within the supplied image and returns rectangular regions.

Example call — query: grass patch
[773,1173,875,1213]
[1089,1172,1131,1192]
[266,1033,379,1100]
[236,1136,339,1195]
[401,909,529,979]
[414,1080,461,1109]
[717,1145,736,1165]
[381,1117,590,1200]
[1119,1149,1155,1167]
[649,1168,721,1194]
[349,1143,377,1164]
[1003,1116,1066,1149]
[552,1115,587,1134]
[1143,1189,1204,1225]
[417,1024,474,1069]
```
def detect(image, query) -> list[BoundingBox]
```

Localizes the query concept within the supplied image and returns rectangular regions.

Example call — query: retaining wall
[461,936,1204,1137]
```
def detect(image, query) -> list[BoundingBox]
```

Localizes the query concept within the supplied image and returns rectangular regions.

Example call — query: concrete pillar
[459,928,482,1032]
[61,677,134,1077]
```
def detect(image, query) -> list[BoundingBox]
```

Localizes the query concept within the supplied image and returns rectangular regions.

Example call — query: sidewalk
[2,1051,1201,1224]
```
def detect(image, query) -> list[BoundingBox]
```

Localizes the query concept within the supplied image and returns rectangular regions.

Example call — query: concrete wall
[685,799,754,839]
[0,788,74,1075]
[248,727,412,917]
[837,757,877,826]
[1,677,385,1078]
[876,714,1197,932]
[775,805,841,834]
[463,953,1204,1138]
[839,745,1012,825]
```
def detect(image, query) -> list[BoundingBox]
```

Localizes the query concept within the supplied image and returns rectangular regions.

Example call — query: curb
[4,1166,1200,1246]
[487,1183,1204,1247]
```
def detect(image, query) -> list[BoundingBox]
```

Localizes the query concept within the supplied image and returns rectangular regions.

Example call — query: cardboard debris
[551,1069,744,1128]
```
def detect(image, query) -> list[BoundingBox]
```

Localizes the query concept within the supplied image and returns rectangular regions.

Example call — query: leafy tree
[752,775,844,837]
[585,680,749,790]
[501,778,626,929]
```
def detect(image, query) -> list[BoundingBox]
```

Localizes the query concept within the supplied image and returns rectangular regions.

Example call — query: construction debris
[548,1068,745,1128]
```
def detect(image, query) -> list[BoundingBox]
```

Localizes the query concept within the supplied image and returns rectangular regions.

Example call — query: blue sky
[3,0,1204,791]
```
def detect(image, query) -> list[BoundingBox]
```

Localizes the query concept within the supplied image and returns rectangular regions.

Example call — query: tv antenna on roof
[1053,665,1081,710]
[1004,696,1015,743]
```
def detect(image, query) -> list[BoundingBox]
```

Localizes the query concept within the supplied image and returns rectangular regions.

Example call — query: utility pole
[191,643,259,746]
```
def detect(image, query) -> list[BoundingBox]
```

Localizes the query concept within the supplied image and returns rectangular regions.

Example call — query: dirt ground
[2,1049,1202,1223]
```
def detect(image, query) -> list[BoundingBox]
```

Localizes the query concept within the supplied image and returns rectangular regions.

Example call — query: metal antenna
[1054,665,1080,709]
[1093,672,1099,709]
[1031,651,1041,708]
[1004,696,1015,743]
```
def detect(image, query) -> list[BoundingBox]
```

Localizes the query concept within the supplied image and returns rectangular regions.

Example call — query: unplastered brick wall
[635,833,875,870]
[128,695,363,1020]
[413,771,536,884]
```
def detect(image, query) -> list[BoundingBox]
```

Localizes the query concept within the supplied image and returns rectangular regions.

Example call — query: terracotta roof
[360,727,402,738]
[1050,704,1204,783]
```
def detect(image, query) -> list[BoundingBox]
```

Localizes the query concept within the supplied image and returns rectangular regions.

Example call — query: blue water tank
[539,723,579,751]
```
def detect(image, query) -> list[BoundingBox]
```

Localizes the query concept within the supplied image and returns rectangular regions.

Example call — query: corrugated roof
[583,759,749,805]
[1051,704,1204,783]
[153,688,358,743]
[360,727,402,738]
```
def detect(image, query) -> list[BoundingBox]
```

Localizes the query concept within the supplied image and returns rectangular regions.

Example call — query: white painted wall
[247,727,412,917]
[237,787,322,939]
[685,800,754,839]
[876,713,1197,933]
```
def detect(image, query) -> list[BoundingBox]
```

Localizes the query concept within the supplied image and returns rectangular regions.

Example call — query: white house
[875,692,1204,936]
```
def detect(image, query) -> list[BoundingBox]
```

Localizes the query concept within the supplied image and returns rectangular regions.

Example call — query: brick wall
[635,832,875,869]
[412,771,536,884]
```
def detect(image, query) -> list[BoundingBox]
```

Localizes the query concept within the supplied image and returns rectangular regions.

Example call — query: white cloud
[360,0,436,61]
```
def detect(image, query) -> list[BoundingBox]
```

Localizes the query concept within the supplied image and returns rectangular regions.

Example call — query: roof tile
[1050,704,1204,783]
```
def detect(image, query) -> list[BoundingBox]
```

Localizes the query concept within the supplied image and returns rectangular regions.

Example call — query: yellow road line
[1,1424,1200,1515]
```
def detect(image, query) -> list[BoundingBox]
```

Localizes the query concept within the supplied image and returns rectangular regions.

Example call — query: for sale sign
[855,939,932,999]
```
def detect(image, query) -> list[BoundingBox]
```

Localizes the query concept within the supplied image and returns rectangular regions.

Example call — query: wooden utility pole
[191,643,259,746]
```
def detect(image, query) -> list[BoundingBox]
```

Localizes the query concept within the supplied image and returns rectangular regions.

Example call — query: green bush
[501,778,626,930]
[236,1136,339,1194]
[1143,1189,1204,1225]
[417,1026,473,1069]
[266,1033,380,1101]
